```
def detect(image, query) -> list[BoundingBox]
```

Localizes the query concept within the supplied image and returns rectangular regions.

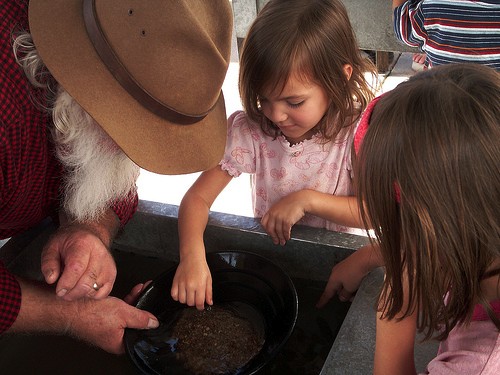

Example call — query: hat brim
[29,0,228,175]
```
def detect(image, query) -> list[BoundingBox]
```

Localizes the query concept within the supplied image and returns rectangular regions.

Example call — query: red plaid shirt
[0,0,138,333]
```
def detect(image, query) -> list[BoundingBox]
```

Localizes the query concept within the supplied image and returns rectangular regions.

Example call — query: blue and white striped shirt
[394,0,500,70]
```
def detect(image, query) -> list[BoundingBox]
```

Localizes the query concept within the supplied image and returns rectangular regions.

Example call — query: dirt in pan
[171,304,265,375]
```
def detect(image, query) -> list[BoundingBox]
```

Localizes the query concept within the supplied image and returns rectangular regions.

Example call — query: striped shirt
[394,0,500,70]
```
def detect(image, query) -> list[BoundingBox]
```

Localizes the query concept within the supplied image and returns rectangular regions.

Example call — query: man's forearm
[9,278,78,334]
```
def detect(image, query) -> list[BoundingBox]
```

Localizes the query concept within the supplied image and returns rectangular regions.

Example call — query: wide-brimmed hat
[28,0,233,175]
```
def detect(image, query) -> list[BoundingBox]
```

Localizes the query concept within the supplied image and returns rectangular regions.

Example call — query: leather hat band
[82,0,208,125]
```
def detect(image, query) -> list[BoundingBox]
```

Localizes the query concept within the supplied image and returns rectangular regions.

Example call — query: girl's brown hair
[239,0,377,141]
[356,63,500,340]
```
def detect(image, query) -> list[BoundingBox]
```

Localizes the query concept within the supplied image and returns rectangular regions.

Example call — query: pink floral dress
[220,110,364,235]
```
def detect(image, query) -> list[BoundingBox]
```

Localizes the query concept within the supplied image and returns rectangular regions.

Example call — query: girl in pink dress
[322,63,500,374]
[171,0,377,310]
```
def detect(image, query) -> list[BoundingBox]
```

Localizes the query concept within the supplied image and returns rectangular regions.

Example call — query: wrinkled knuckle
[74,232,103,249]
[67,261,87,275]
[41,247,54,258]
[71,234,92,247]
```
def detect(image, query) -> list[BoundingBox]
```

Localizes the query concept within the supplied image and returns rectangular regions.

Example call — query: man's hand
[41,223,117,301]
[69,294,159,354]
[11,279,159,354]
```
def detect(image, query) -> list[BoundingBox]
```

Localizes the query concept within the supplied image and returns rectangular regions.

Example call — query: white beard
[51,89,140,223]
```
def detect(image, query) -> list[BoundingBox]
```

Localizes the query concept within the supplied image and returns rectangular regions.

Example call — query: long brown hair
[239,0,377,142]
[356,64,500,340]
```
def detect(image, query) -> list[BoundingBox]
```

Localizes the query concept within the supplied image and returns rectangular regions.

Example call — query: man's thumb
[127,308,159,330]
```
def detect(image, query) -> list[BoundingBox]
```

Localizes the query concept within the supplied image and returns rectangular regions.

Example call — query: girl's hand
[171,255,212,311]
[317,244,383,307]
[316,254,364,306]
[261,191,308,245]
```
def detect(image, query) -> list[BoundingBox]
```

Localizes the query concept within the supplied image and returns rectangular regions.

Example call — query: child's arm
[374,311,417,375]
[171,166,233,310]
[261,189,361,245]
[374,276,418,375]
[317,244,383,307]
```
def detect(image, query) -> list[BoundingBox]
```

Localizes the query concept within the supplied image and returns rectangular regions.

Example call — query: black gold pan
[125,251,298,375]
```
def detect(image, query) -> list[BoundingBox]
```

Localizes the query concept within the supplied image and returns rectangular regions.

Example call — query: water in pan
[133,302,265,375]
